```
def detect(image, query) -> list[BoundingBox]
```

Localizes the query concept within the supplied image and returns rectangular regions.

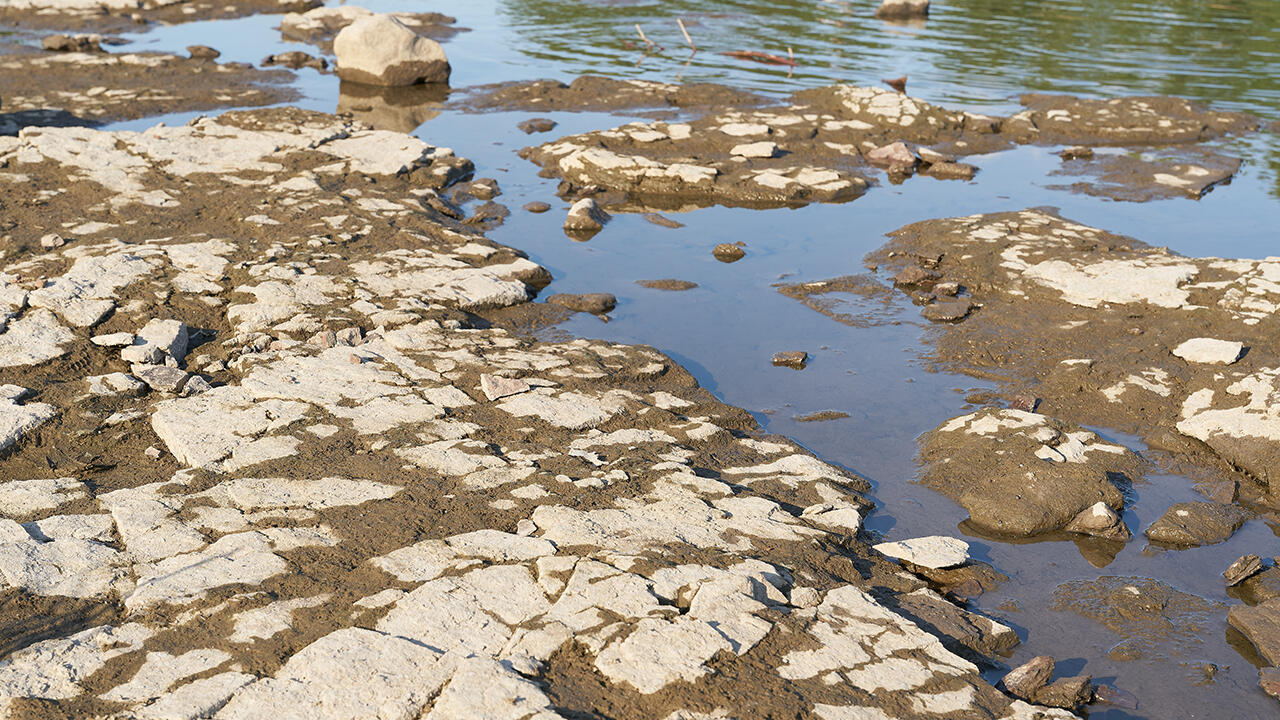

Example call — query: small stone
[523,201,552,213]
[145,446,162,460]
[187,45,220,59]
[1144,501,1251,547]
[730,141,780,158]
[1172,337,1244,365]
[181,375,212,397]
[1000,655,1054,701]
[637,279,697,291]
[91,332,135,348]
[790,587,821,608]
[480,374,530,401]
[518,118,557,134]
[1225,554,1265,587]
[334,14,451,86]
[134,366,190,394]
[564,198,611,232]
[893,265,938,287]
[349,354,362,365]
[1008,395,1040,412]
[335,327,363,346]
[40,233,65,249]
[515,519,537,536]
[921,298,973,322]
[712,244,746,263]
[1092,683,1139,710]
[924,161,978,180]
[873,536,969,569]
[263,51,327,70]
[772,351,808,369]
[933,281,960,296]
[866,141,918,168]
[1260,667,1280,701]
[1059,146,1095,160]
[42,33,102,52]
[1064,501,1130,542]
[875,0,930,19]
[1034,676,1094,710]
[309,330,337,348]
[546,293,616,315]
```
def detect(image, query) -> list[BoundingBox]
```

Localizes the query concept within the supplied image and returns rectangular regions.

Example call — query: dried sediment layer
[279,5,463,52]
[918,408,1141,539]
[855,208,1280,505]
[1048,146,1242,202]
[0,0,320,34]
[454,75,767,114]
[0,109,1072,720]
[519,84,1258,210]
[0,48,296,133]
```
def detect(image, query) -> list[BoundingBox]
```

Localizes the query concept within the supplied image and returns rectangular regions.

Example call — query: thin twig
[787,46,795,78]
[677,18,696,52]
[635,24,654,50]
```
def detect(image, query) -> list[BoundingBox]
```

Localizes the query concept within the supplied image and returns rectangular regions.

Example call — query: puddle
[9,0,1280,716]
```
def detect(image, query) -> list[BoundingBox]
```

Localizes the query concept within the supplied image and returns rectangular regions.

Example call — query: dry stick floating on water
[721,49,798,66]
[677,18,696,52]
[635,24,656,50]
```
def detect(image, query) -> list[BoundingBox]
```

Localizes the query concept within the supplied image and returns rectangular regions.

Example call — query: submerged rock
[546,292,616,315]
[334,14,451,87]
[1144,501,1250,547]
[1052,576,1223,662]
[1228,598,1280,666]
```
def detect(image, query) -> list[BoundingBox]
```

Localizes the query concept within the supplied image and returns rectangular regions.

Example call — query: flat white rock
[1172,337,1244,365]
[872,536,969,569]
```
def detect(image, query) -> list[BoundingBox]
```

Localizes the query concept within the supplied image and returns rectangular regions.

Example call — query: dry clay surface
[0,47,296,134]
[0,0,319,34]
[0,109,1074,719]
[510,81,1259,209]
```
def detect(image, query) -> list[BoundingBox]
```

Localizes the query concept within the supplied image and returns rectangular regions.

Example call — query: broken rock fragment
[563,198,611,233]
[546,293,616,315]
[873,535,969,569]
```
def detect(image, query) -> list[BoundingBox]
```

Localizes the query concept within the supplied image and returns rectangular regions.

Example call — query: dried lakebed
[0,108,1090,719]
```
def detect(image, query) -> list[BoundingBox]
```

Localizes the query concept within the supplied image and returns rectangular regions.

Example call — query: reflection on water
[497,0,1280,197]
[337,80,447,132]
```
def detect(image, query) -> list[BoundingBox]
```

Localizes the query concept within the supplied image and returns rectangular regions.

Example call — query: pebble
[563,198,611,233]
[1092,683,1139,710]
[134,366,189,394]
[523,201,552,213]
[1225,554,1265,587]
[546,293,616,315]
[1000,655,1054,701]
[772,351,808,369]
[40,233,65,249]
[187,45,220,60]
[480,374,530,401]
[712,243,746,263]
[921,298,973,322]
[1036,676,1094,710]
[518,118,557,134]
[637,279,697,291]
[866,141,918,168]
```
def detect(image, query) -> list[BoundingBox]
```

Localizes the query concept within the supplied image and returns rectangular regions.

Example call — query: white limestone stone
[872,536,969,569]
[0,477,87,516]
[215,628,448,720]
[102,649,231,703]
[1172,337,1244,365]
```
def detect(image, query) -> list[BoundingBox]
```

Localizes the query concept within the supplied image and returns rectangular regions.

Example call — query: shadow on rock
[0,108,95,136]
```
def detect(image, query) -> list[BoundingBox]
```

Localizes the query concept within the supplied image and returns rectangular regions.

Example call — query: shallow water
[89,0,1280,717]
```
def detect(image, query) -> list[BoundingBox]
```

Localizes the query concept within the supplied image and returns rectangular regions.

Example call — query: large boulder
[334,14,450,87]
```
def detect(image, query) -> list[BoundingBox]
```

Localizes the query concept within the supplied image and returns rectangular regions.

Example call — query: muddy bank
[0,0,319,35]
[506,83,1257,211]
[0,108,1077,720]
[0,46,295,133]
